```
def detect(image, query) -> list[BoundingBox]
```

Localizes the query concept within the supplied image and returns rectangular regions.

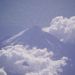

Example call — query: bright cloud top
[0,45,68,75]
[42,16,75,42]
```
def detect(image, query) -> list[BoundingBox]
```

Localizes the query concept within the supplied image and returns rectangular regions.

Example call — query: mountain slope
[1,26,64,57]
[1,26,75,75]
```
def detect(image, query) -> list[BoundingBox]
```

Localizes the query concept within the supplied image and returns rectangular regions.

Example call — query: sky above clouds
[0,0,75,40]
[0,0,75,27]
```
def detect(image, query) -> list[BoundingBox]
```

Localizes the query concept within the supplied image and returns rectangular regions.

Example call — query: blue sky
[0,0,75,40]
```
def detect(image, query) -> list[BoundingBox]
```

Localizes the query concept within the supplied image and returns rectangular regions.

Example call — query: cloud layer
[42,16,75,42]
[0,45,68,75]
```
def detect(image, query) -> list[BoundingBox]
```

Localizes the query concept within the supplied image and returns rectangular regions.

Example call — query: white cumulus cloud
[42,16,75,42]
[0,45,68,75]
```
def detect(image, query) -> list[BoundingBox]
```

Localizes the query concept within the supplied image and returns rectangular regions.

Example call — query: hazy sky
[0,0,75,40]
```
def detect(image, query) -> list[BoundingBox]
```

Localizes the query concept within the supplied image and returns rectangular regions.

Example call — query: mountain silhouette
[0,26,64,57]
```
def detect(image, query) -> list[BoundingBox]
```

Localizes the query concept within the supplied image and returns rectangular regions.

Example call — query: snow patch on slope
[5,28,29,44]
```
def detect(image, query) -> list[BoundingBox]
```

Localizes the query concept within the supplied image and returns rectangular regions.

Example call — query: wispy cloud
[0,45,68,75]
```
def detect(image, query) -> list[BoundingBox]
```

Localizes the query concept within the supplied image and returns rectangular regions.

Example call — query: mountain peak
[28,26,42,32]
[1,26,63,54]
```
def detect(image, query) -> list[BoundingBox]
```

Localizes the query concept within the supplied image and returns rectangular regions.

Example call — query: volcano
[0,26,64,57]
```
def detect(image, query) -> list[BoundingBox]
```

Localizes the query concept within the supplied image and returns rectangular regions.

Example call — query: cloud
[42,16,75,42]
[0,45,68,75]
[0,68,7,75]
